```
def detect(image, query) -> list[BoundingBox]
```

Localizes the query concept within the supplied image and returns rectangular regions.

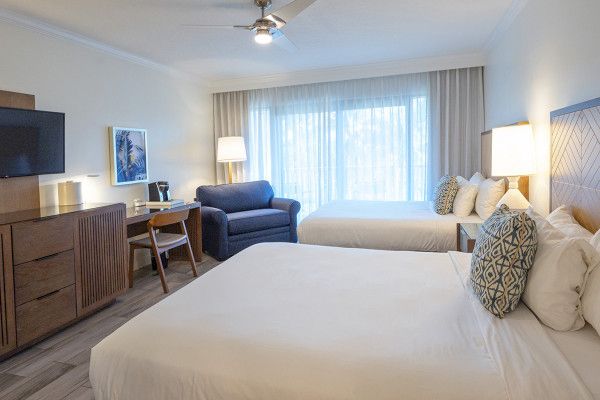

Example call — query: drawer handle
[36,289,61,301]
[37,253,60,261]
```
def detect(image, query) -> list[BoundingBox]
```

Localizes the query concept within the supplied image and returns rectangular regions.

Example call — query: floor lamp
[217,136,247,184]
[491,124,535,210]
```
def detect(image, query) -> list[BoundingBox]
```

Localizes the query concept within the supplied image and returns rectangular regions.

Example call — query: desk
[125,202,202,262]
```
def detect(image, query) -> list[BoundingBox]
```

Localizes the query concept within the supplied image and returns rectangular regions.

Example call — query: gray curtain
[428,67,485,193]
[212,91,249,184]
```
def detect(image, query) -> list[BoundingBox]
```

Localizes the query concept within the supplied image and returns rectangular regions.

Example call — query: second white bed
[298,200,482,251]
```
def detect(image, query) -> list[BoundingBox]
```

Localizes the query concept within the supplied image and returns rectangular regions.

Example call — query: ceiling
[0,0,513,82]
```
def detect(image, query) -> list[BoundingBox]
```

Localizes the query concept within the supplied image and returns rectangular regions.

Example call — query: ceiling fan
[184,0,317,48]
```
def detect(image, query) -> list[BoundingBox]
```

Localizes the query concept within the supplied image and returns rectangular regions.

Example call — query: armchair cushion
[227,208,290,235]
[196,180,274,213]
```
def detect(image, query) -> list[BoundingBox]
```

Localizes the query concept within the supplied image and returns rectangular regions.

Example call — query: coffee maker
[148,181,171,202]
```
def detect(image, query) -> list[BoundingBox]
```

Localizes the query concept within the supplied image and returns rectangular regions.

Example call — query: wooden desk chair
[129,209,198,293]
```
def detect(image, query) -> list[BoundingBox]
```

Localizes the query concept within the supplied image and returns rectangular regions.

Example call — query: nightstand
[456,223,483,253]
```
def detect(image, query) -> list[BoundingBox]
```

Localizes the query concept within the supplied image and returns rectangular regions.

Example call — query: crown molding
[483,0,529,51]
[209,52,487,93]
[0,8,208,86]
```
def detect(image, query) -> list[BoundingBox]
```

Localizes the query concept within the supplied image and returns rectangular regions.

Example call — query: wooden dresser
[0,203,126,359]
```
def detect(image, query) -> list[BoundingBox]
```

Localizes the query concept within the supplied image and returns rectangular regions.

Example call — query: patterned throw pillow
[433,175,459,215]
[470,205,538,318]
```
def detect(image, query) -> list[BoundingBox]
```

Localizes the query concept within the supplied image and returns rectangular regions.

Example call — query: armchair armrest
[201,206,229,261]
[202,206,227,226]
[271,197,301,243]
[271,197,301,216]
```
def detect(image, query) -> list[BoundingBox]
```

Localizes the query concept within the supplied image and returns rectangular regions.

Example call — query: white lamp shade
[217,136,247,163]
[491,124,535,177]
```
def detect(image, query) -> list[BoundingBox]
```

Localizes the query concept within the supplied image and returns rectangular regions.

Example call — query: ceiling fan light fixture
[254,28,273,45]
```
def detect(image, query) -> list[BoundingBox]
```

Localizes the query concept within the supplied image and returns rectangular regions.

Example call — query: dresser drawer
[16,285,76,346]
[14,251,75,306]
[12,216,74,265]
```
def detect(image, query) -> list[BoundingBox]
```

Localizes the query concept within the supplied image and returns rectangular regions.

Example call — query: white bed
[298,200,483,252]
[90,243,596,400]
[545,324,600,399]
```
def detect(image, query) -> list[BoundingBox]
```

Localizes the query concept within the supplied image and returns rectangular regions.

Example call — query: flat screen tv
[0,107,65,178]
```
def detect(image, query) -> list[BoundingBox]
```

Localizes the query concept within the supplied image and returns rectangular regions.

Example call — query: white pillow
[583,263,600,335]
[526,207,564,241]
[584,228,600,335]
[475,178,505,220]
[523,211,598,331]
[547,205,593,240]
[453,179,479,217]
[469,172,485,186]
[592,229,600,250]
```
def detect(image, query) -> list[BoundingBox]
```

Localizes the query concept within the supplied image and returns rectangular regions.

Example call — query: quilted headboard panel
[551,97,600,233]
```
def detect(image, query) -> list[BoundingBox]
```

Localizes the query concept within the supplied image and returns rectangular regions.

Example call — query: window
[248,96,429,219]
[216,68,485,218]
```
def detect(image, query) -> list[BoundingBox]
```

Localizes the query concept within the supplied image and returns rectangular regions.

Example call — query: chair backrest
[195,180,274,213]
[147,209,190,229]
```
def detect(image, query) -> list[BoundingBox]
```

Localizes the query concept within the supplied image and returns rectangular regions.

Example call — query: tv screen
[0,107,65,178]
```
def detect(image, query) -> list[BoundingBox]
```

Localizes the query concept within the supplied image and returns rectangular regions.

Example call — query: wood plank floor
[0,257,220,400]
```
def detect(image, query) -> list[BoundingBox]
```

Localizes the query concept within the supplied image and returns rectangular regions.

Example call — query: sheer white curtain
[245,74,429,218]
[212,67,484,219]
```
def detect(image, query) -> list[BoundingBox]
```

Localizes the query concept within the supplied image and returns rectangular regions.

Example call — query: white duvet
[298,200,482,252]
[90,243,592,400]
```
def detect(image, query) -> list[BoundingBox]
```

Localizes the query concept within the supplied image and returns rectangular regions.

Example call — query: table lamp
[217,136,247,184]
[491,124,535,210]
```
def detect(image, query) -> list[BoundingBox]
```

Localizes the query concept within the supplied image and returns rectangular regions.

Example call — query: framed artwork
[109,127,149,186]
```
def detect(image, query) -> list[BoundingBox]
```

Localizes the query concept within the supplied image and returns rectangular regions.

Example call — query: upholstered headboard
[481,127,529,199]
[551,97,600,233]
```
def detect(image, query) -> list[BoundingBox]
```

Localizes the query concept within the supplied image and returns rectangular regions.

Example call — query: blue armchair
[196,180,301,261]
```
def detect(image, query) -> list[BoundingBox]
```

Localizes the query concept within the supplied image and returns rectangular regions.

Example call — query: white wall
[210,53,486,93]
[0,21,215,207]
[485,0,600,213]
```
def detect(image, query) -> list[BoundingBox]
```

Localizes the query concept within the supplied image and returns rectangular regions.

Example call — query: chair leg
[128,246,136,289]
[184,240,198,277]
[152,247,169,294]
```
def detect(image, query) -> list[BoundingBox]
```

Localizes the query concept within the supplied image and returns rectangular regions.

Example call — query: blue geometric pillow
[470,205,538,318]
[433,175,459,215]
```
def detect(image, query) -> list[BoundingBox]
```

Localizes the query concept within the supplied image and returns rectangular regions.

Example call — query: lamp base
[507,176,520,190]
[497,178,530,210]
[227,162,233,184]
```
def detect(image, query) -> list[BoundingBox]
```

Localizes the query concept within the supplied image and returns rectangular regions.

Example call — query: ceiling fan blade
[265,0,317,29]
[181,24,254,30]
[272,30,298,52]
